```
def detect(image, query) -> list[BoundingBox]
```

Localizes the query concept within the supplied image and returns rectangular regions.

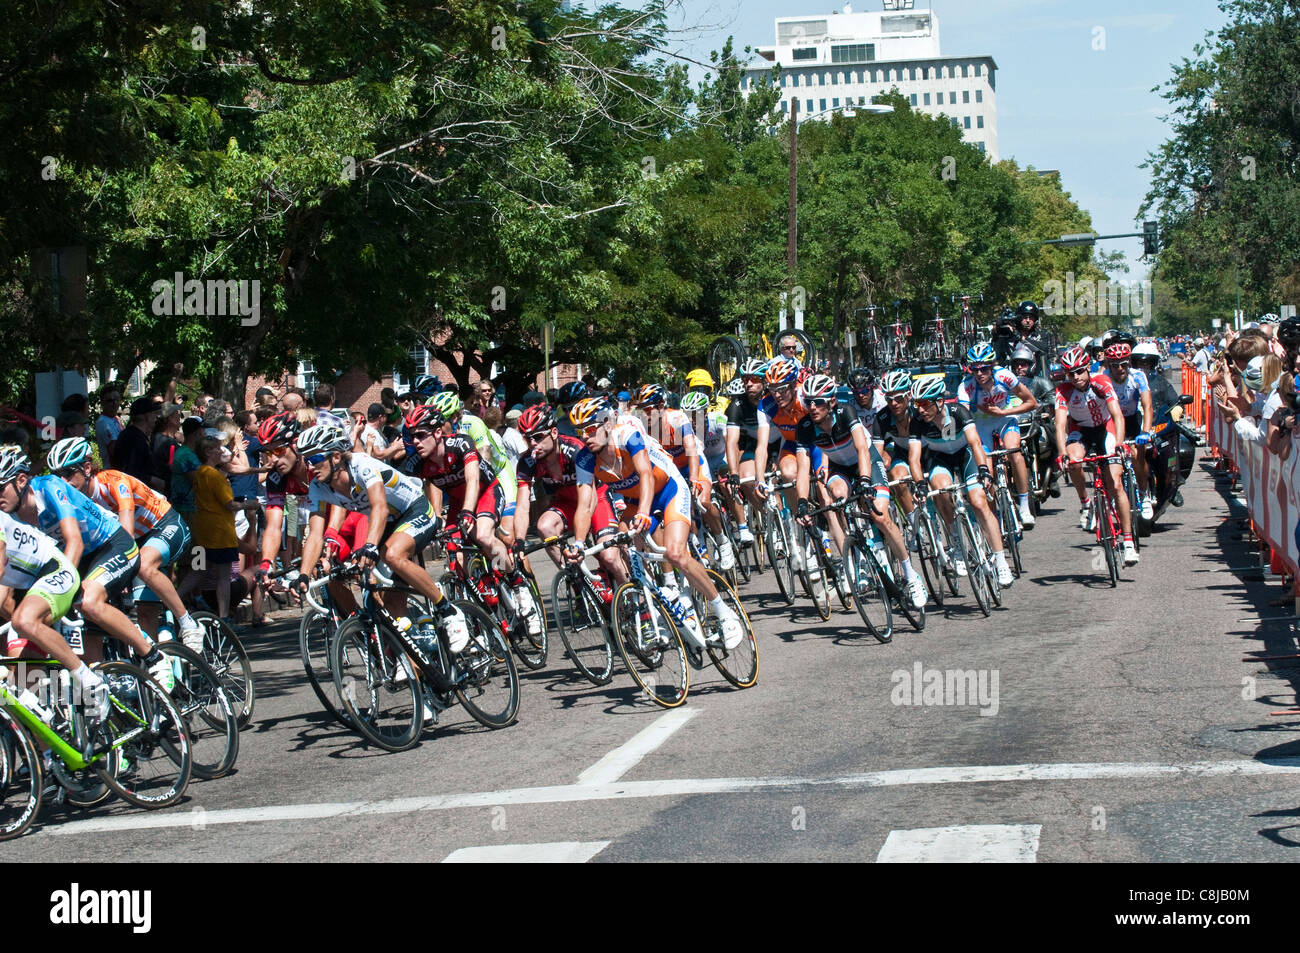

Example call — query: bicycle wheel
[452,600,520,729]
[956,520,992,617]
[299,608,354,729]
[764,509,796,605]
[693,570,758,688]
[844,541,893,642]
[91,660,192,808]
[938,514,962,597]
[799,526,832,622]
[330,616,423,751]
[552,571,616,685]
[155,642,239,780]
[505,575,548,671]
[1097,495,1120,587]
[190,611,254,729]
[912,513,945,609]
[997,486,1024,578]
[888,545,926,632]
[1123,466,1142,553]
[0,711,41,840]
[611,583,689,707]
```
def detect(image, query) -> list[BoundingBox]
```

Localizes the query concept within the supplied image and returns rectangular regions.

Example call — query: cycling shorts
[387,497,441,549]
[927,454,981,491]
[1067,424,1117,458]
[642,473,693,533]
[1123,413,1141,441]
[706,455,727,476]
[448,480,506,526]
[547,490,618,539]
[6,557,81,657]
[824,448,890,500]
[973,416,1020,453]
[676,452,712,485]
[139,508,191,567]
[79,528,140,598]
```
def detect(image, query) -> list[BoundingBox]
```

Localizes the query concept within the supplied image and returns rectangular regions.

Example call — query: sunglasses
[1106,361,1130,370]
[409,430,436,442]
[808,397,833,407]
[971,364,993,373]
[742,375,764,384]
[1070,367,1091,376]
[769,383,794,395]
[915,398,938,409]
[525,431,550,444]
[780,345,798,351]
[305,453,330,466]
[265,444,292,458]
[886,393,909,402]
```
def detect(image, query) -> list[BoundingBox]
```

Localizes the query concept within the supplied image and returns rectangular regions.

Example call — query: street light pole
[787,97,799,283]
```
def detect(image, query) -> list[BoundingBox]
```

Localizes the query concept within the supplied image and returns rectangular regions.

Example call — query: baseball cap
[130,396,161,417]
[506,405,524,422]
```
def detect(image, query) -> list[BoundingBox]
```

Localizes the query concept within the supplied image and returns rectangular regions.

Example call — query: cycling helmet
[0,445,31,483]
[635,384,667,408]
[966,342,996,365]
[557,381,589,406]
[739,358,768,379]
[1010,344,1036,365]
[568,396,614,430]
[294,424,353,459]
[1242,355,1266,392]
[1098,329,1121,349]
[1131,342,1160,364]
[1111,330,1137,349]
[679,392,710,413]
[48,437,93,473]
[880,369,912,395]
[911,376,947,402]
[1104,343,1132,363]
[257,411,302,449]
[684,368,715,390]
[1078,336,1093,351]
[412,374,442,397]
[427,391,461,417]
[404,404,446,433]
[765,357,800,388]
[517,404,555,436]
[847,367,876,393]
[800,374,838,402]
[1017,301,1041,324]
[1060,345,1091,371]
[725,377,746,397]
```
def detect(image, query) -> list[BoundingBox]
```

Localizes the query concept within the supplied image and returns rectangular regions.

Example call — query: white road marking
[877,824,1041,863]
[442,841,611,863]
[577,708,698,786]
[42,758,1300,836]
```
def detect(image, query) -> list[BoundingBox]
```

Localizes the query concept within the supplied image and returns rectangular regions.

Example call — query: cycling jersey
[575,421,680,495]
[757,392,810,446]
[794,406,863,468]
[308,453,426,518]
[417,433,498,493]
[700,410,727,465]
[28,475,119,551]
[851,391,888,431]
[1056,377,1119,430]
[646,408,697,466]
[726,395,781,455]
[265,468,312,510]
[515,435,586,504]
[457,412,516,485]
[1101,368,1150,417]
[909,404,978,470]
[871,410,915,468]
[958,367,1021,418]
[86,469,173,536]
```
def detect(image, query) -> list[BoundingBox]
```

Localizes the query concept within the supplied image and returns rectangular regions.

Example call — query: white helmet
[1078,336,1093,349]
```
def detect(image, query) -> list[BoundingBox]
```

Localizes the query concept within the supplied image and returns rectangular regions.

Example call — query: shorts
[140,508,191,567]
[547,488,618,539]
[386,497,441,549]
[449,479,506,526]
[202,547,239,566]
[926,453,981,491]
[1067,424,1117,458]
[79,528,140,598]
[787,442,824,472]
[642,474,693,533]
[1123,412,1141,440]
[675,452,711,485]
[706,454,727,476]
[974,415,1020,453]
[22,557,79,626]
[824,448,891,500]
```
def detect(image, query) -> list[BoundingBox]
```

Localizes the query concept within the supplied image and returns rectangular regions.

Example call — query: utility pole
[787,98,798,282]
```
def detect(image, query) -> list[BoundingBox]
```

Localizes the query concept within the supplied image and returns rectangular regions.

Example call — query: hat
[366,402,387,419]
[596,377,612,390]
[255,386,276,401]
[521,390,548,407]
[617,390,631,402]
[161,402,183,417]
[506,405,523,422]
[130,396,160,417]
[203,427,221,439]
[1194,337,1205,346]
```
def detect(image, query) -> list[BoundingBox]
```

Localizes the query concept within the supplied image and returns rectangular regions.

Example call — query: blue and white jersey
[29,475,121,551]
[957,367,1021,419]
[1102,368,1150,417]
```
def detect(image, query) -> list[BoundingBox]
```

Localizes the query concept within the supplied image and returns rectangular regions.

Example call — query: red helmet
[1059,346,1091,371]
[257,412,301,448]
[403,404,446,433]
[1104,343,1132,362]
[518,404,555,436]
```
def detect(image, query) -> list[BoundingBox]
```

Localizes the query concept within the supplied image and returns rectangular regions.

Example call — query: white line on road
[442,841,611,863]
[577,708,698,786]
[876,824,1041,863]
[43,758,1300,836]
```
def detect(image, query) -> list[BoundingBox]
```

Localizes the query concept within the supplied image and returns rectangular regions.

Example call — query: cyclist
[680,390,742,550]
[1054,345,1138,566]
[684,368,726,414]
[425,390,521,548]
[794,375,927,609]
[554,381,589,438]
[724,358,778,545]
[512,403,628,594]
[566,397,744,649]
[293,423,471,651]
[1010,344,1061,500]
[636,384,735,572]
[46,437,201,653]
[754,356,818,573]
[1100,341,1155,520]
[957,342,1038,528]
[847,367,886,432]
[872,369,919,523]
[906,377,1016,588]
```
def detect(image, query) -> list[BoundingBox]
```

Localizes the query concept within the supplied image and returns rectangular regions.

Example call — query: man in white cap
[1192,336,1212,374]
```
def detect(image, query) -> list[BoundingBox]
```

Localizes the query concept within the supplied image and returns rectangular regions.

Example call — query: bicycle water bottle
[821,531,833,559]
[591,570,614,605]
[676,594,703,643]
[414,617,441,659]
[871,532,893,582]
[16,688,54,725]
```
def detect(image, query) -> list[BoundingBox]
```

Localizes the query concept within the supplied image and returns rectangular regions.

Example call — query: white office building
[741,4,998,161]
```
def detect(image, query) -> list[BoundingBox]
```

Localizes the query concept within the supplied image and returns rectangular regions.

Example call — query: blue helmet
[966,342,996,365]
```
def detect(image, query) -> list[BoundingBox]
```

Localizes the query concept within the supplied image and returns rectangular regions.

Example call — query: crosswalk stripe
[877,824,1041,863]
[442,841,611,863]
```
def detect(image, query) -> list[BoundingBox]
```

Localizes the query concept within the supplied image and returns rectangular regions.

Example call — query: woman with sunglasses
[724,359,778,544]
[795,375,927,610]
[1100,342,1154,520]
[1054,346,1138,566]
[957,342,1039,530]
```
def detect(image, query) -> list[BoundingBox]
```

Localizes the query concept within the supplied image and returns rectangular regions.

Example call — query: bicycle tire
[611,583,689,708]
[506,574,548,671]
[764,510,796,605]
[695,569,759,688]
[844,541,893,642]
[189,611,254,729]
[888,546,926,632]
[998,486,1024,578]
[552,571,615,685]
[452,600,520,729]
[330,616,423,751]
[799,526,832,622]
[938,515,962,597]
[155,642,239,780]
[956,520,992,617]
[744,500,766,574]
[912,513,945,609]
[299,607,354,729]
[91,661,192,808]
[1123,465,1142,553]
[0,710,41,840]
[1098,495,1120,587]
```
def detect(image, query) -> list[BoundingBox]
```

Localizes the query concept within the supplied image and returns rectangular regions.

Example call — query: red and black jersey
[265,468,312,510]
[417,433,498,491]
[515,434,587,504]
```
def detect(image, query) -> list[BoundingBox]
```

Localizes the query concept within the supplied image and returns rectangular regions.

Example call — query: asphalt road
[9,413,1300,863]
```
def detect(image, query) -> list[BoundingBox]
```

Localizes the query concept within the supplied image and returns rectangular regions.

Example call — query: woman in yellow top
[176,437,260,621]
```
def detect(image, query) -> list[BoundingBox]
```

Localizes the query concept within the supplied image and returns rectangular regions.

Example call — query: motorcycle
[1136,394,1197,534]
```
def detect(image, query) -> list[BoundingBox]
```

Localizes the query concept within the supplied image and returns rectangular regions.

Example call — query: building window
[977,115,984,128]
[963,90,970,103]
[929,67,936,80]
[297,361,319,395]
[963,116,971,129]
[806,99,813,113]
[978,142,986,154]
[832,98,840,108]
[781,100,788,112]
[976,89,983,103]
[951,117,960,128]
[949,91,956,104]
[819,98,827,111]
[923,92,930,105]
[792,47,817,61]
[909,67,917,80]
[858,96,866,105]
[939,66,947,79]
[823,72,831,85]
[849,70,857,83]
[831,43,875,64]
[910,93,918,106]
[975,64,982,76]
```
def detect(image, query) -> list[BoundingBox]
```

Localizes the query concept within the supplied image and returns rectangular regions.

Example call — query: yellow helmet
[685,368,715,390]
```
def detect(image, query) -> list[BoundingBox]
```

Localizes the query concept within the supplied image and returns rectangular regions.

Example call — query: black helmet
[1110,330,1137,349]
[1016,301,1041,325]
[1278,317,1300,349]
[557,381,589,406]
[847,367,876,392]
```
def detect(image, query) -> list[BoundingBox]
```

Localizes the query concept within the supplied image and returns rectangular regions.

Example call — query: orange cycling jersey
[89,470,172,536]
[647,408,696,464]
[575,420,680,495]
[757,391,809,445]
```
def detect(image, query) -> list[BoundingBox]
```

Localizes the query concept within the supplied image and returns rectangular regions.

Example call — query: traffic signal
[1143,221,1158,257]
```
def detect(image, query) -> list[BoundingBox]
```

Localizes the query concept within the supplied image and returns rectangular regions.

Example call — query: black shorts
[79,528,140,598]
[384,497,441,548]
[1123,412,1141,440]
[1067,424,1116,458]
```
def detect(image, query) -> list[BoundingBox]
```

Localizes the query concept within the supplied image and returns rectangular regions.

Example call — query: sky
[658,0,1230,280]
